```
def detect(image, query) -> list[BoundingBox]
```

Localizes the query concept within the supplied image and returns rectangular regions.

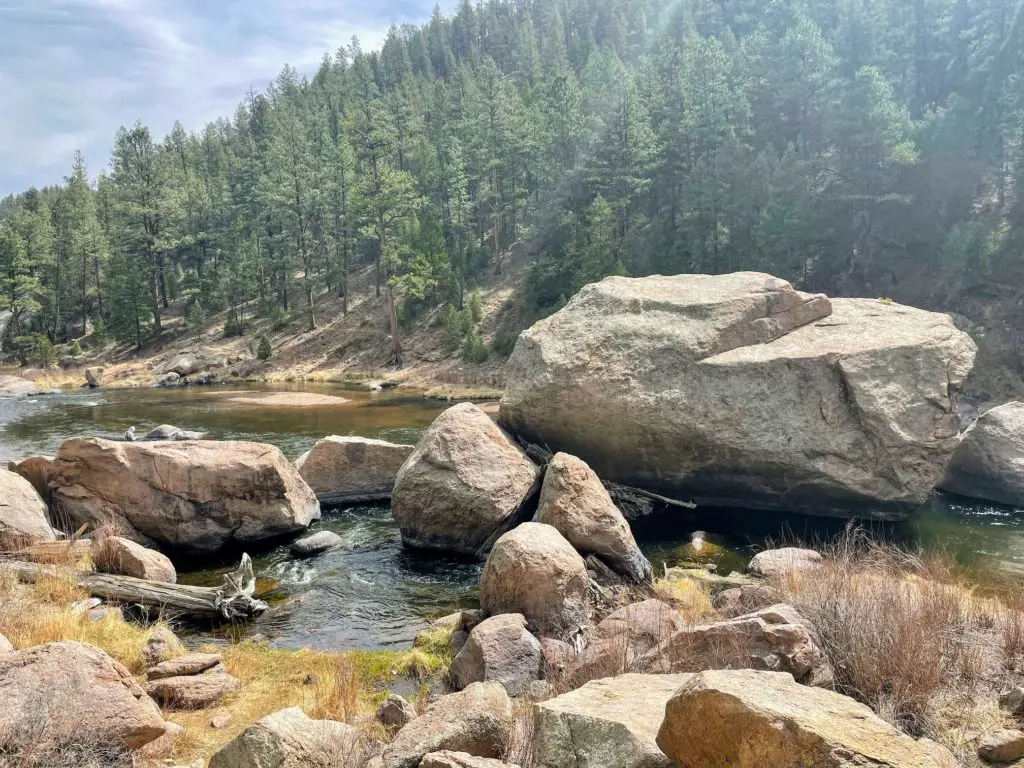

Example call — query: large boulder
[144,671,241,709]
[533,673,690,768]
[480,523,589,636]
[450,613,543,696]
[92,535,177,583]
[942,401,1024,507]
[537,453,651,583]
[0,374,38,397]
[8,455,54,500]
[0,467,55,546]
[296,435,414,503]
[49,438,319,554]
[209,706,362,768]
[381,682,514,768]
[0,641,165,753]
[499,273,976,519]
[656,669,958,767]
[638,604,833,687]
[392,404,540,557]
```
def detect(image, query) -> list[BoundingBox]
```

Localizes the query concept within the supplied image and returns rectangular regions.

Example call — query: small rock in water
[290,530,344,556]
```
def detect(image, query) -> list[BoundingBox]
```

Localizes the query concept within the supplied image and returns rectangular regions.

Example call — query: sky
[0,0,445,196]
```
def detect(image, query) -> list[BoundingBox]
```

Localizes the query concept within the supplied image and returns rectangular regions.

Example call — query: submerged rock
[533,673,691,768]
[537,452,651,583]
[480,523,589,636]
[143,424,206,441]
[656,669,958,767]
[500,272,976,519]
[0,467,55,546]
[391,403,541,557]
[290,530,345,556]
[0,641,166,753]
[296,435,414,502]
[49,438,319,555]
[942,401,1024,508]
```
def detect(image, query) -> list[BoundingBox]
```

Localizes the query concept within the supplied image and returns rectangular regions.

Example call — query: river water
[1,383,1022,650]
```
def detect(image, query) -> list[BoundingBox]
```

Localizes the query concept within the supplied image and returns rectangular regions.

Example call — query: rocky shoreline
[1,272,1024,767]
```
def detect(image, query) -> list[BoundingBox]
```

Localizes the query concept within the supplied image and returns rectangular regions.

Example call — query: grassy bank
[0,568,454,766]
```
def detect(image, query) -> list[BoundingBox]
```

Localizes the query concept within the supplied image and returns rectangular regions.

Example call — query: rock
[0,467,55,546]
[571,600,687,682]
[147,653,223,680]
[712,584,781,617]
[450,613,543,696]
[536,453,651,583]
[0,631,12,655]
[142,627,183,667]
[144,671,241,709]
[942,401,1024,507]
[381,682,513,768]
[137,721,185,760]
[49,438,319,555]
[85,367,102,388]
[8,455,54,500]
[462,609,485,632]
[290,530,345,556]
[0,641,165,753]
[540,638,575,677]
[638,604,833,686]
[480,523,589,636]
[296,436,414,502]
[415,612,465,649]
[377,693,417,728]
[209,706,361,768]
[92,535,177,583]
[746,547,824,580]
[421,753,518,768]
[1000,686,1024,714]
[499,273,976,520]
[978,729,1024,763]
[657,669,957,768]
[211,711,232,729]
[161,352,205,377]
[0,374,38,397]
[157,371,183,387]
[533,673,691,768]
[143,424,206,441]
[391,403,541,557]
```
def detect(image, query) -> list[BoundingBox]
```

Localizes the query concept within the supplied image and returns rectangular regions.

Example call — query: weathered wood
[0,554,268,620]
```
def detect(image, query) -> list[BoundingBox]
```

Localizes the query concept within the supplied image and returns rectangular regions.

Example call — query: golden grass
[652,574,718,624]
[0,574,452,766]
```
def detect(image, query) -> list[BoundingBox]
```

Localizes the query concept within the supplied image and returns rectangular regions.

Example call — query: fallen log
[0,554,268,620]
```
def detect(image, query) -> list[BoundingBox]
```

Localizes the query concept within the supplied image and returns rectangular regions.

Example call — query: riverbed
[2,382,1022,650]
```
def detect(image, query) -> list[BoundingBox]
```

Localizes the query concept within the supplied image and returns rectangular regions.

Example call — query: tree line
[2,0,1023,365]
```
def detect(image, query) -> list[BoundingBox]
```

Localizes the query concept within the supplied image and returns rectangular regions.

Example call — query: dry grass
[774,529,1024,762]
[652,574,717,623]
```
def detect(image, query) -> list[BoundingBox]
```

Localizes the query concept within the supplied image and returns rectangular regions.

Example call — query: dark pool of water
[2,383,1022,650]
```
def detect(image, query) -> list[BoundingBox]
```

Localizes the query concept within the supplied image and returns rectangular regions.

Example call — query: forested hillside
[2,0,1023,390]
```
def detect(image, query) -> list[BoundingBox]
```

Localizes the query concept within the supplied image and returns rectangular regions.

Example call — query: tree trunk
[306,280,316,331]
[387,284,402,366]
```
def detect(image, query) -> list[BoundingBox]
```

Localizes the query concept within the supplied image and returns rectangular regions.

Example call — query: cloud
[0,0,444,195]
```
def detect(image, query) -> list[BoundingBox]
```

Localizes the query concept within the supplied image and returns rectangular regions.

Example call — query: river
[1,383,1022,650]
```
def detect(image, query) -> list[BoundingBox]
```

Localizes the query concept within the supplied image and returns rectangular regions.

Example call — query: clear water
[1,383,1022,650]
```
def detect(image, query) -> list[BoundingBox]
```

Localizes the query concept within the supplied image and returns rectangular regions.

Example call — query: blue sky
[0,0,443,196]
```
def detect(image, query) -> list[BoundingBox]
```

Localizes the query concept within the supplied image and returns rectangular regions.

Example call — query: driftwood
[1,554,268,621]
[514,436,697,519]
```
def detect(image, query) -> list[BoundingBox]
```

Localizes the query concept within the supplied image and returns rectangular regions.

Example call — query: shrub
[256,335,273,361]
[68,340,82,357]
[468,289,483,324]
[490,329,519,358]
[270,306,291,331]
[461,327,488,364]
[90,317,106,345]
[186,299,205,335]
[442,305,473,351]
